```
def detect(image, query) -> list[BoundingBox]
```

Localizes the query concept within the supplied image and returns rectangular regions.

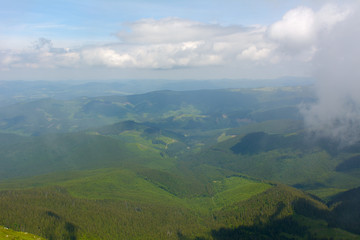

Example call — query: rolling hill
[187,130,360,199]
[1,174,358,239]
[0,87,314,135]
[0,85,359,239]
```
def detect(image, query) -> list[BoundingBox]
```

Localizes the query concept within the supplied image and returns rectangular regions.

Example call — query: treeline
[208,185,360,240]
[211,184,327,228]
[0,184,357,239]
[0,187,208,239]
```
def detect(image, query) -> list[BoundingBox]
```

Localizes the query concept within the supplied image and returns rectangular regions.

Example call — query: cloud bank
[300,7,360,146]
[0,4,350,72]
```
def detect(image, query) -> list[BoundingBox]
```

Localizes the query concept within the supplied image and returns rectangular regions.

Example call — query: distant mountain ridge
[0,86,314,135]
[0,77,313,107]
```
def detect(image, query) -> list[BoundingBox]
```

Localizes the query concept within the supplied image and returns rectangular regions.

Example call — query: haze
[1,1,360,142]
[2,1,360,239]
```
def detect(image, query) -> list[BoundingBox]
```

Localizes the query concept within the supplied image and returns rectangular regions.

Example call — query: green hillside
[0,87,313,135]
[0,225,46,240]
[188,131,360,199]
[0,86,359,239]
[327,187,360,235]
[0,180,358,239]
[0,166,273,239]
[0,166,270,210]
[0,129,178,181]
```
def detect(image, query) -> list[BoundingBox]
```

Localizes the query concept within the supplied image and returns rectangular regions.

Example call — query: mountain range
[0,80,359,239]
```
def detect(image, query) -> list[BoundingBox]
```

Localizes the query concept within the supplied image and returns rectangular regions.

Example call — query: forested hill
[0,86,313,135]
[0,85,359,239]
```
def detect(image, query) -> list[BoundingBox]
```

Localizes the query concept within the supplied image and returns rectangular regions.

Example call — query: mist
[301,7,360,146]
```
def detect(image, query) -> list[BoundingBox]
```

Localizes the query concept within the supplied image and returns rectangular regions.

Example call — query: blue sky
[0,0,357,81]
[2,0,308,46]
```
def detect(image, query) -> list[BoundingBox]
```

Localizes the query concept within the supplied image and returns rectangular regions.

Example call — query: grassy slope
[1,182,358,239]
[0,130,178,181]
[0,225,45,240]
[209,184,360,240]
[0,167,271,212]
[189,129,360,199]
[0,166,273,239]
[0,141,359,238]
[1,161,359,239]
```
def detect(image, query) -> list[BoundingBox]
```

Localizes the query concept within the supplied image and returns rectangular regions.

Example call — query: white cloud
[238,45,271,61]
[300,7,360,146]
[117,17,246,44]
[316,4,351,31]
[79,41,223,69]
[1,53,20,66]
[1,19,264,70]
[268,4,351,56]
[82,48,135,67]
[0,4,352,76]
[268,6,316,53]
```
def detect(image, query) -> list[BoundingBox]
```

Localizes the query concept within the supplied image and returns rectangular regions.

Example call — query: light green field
[0,167,272,214]
[0,226,45,240]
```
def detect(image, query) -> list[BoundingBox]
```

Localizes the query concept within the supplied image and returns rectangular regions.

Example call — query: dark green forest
[0,84,359,239]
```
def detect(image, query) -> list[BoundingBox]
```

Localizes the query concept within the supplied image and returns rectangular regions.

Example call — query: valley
[0,82,359,239]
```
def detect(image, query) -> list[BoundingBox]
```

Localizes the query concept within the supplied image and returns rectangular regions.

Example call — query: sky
[0,0,357,81]
[1,0,360,145]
